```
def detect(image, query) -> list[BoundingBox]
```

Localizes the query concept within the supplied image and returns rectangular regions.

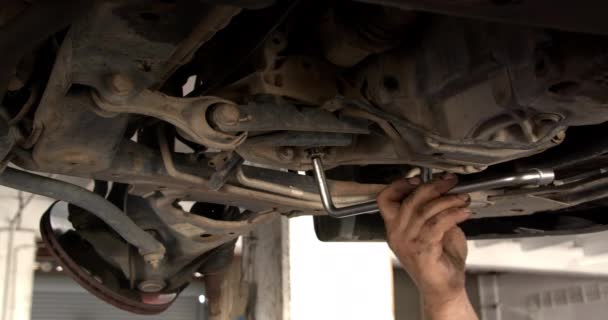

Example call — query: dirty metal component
[518,124,608,171]
[137,280,166,293]
[221,55,340,105]
[209,154,244,191]
[312,168,608,241]
[319,2,415,67]
[216,30,340,105]
[73,140,365,215]
[0,167,165,262]
[31,30,130,173]
[453,169,555,195]
[40,210,177,315]
[339,108,408,157]
[53,192,246,311]
[108,73,134,97]
[244,132,353,147]
[69,1,228,94]
[154,5,242,89]
[311,156,555,218]
[8,86,38,126]
[357,0,608,36]
[235,165,381,205]
[0,0,90,105]
[348,17,608,169]
[157,126,208,186]
[119,195,242,292]
[312,157,390,218]
[0,115,14,164]
[34,92,130,173]
[212,103,242,128]
[198,0,276,8]
[93,89,246,150]
[277,147,295,162]
[421,167,433,183]
[151,192,280,235]
[79,140,319,213]
[212,101,369,134]
[189,0,300,97]
[235,135,373,171]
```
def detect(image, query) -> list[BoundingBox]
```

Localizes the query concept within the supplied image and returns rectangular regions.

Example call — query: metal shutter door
[32,274,205,320]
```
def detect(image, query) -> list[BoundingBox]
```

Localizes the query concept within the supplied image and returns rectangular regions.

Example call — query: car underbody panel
[3,0,608,313]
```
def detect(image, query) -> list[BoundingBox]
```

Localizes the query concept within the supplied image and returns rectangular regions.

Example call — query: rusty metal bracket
[92,89,247,150]
[211,101,369,134]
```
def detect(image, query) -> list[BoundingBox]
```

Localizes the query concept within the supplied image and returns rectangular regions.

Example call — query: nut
[552,130,566,144]
[143,252,164,268]
[534,113,563,126]
[138,279,166,293]
[212,103,241,127]
[277,147,295,162]
[425,137,440,148]
[7,77,24,92]
[108,73,134,96]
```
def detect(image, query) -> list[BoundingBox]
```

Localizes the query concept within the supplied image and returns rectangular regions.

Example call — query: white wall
[467,233,608,276]
[0,186,54,320]
[289,216,395,320]
[475,273,608,320]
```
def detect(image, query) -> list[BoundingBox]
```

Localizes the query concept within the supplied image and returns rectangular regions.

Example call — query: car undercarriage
[3,0,608,314]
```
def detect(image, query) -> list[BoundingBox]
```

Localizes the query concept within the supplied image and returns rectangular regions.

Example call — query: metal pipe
[157,126,207,186]
[312,156,555,218]
[235,167,376,205]
[0,167,165,261]
[312,157,382,218]
[446,168,555,195]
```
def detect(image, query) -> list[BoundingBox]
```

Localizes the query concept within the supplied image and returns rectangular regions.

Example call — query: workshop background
[2,185,608,320]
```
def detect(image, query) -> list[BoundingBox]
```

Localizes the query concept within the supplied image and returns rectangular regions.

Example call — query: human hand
[377,174,477,319]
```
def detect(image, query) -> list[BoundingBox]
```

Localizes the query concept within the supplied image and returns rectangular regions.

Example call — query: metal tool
[311,156,555,218]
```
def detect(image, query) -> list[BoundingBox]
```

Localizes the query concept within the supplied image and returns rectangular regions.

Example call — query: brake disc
[39,204,178,315]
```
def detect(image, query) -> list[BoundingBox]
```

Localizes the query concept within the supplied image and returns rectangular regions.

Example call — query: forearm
[422,290,478,320]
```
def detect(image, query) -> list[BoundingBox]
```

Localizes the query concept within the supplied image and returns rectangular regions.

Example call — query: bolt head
[212,103,241,127]
[109,73,134,96]
[7,77,24,91]
[138,279,166,293]
[278,147,295,161]
[552,130,566,143]
[425,137,440,148]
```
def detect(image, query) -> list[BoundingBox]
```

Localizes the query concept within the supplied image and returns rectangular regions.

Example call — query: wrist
[422,289,477,320]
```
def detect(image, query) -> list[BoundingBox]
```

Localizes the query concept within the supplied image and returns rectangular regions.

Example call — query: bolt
[7,77,24,92]
[108,73,134,96]
[425,137,440,148]
[463,165,487,174]
[138,279,166,293]
[278,147,295,161]
[534,113,562,126]
[212,103,241,127]
[143,252,164,269]
[552,130,566,144]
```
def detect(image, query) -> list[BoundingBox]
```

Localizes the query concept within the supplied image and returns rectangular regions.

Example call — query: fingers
[404,193,470,237]
[395,174,461,232]
[402,174,459,215]
[377,177,421,223]
[418,208,472,245]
